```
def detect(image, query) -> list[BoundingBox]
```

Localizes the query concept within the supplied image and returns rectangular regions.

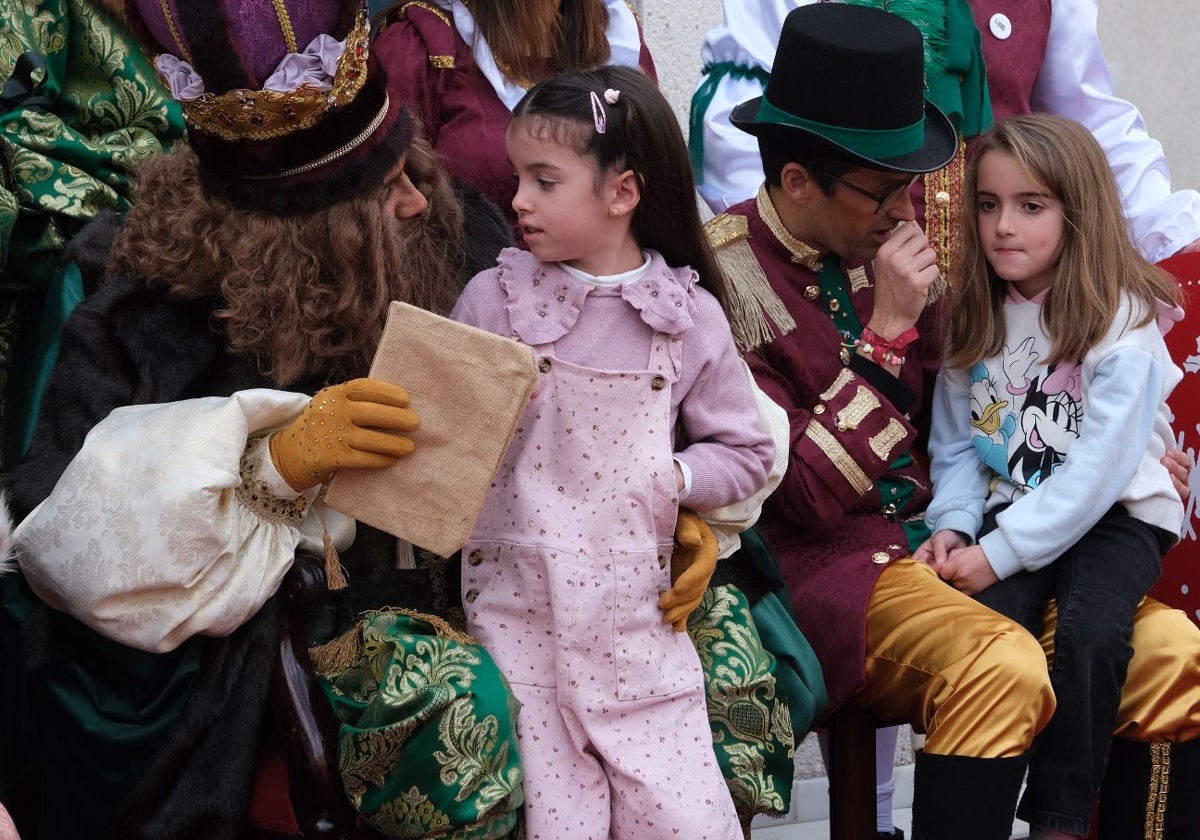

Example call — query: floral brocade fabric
[688,584,797,817]
[0,0,184,465]
[314,609,524,839]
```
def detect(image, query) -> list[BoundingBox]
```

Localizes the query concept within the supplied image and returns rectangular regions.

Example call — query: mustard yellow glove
[658,509,719,632]
[269,378,419,491]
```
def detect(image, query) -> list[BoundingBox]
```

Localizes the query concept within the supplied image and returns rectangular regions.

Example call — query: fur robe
[3,187,510,840]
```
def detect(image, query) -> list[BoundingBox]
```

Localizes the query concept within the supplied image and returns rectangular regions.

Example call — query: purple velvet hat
[127,0,414,214]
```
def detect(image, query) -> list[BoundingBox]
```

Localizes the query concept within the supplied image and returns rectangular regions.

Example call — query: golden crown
[160,10,371,143]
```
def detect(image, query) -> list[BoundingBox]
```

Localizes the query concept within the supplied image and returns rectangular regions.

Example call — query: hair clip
[589,90,607,134]
[604,88,620,104]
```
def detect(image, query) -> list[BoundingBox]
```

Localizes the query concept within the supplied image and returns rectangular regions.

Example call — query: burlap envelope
[325,301,537,557]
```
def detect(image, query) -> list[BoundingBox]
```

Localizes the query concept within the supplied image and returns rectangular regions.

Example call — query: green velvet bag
[312,609,523,839]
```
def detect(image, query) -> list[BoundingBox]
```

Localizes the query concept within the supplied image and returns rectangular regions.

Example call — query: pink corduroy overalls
[462,330,740,840]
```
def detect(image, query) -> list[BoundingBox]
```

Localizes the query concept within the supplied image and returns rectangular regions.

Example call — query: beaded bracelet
[856,338,906,367]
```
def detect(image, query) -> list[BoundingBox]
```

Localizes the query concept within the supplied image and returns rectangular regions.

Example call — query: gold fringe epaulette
[705,213,796,353]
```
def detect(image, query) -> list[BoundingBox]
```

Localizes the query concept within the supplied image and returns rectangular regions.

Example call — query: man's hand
[269,378,419,491]
[935,545,1000,596]
[659,510,719,632]
[868,220,939,340]
[913,529,969,566]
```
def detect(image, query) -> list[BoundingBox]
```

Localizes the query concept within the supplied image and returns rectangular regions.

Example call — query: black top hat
[731,3,956,174]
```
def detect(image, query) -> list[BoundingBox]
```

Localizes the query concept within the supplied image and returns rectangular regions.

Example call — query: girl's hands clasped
[269,377,419,491]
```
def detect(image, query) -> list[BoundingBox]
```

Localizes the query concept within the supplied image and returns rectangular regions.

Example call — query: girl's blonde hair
[948,113,1181,368]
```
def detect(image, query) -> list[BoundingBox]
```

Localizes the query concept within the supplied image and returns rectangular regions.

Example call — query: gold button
[935,190,951,208]
[467,550,483,566]
[538,358,552,373]
[882,503,898,517]
[829,299,840,312]
[840,347,851,365]
[651,375,666,391]
[657,555,667,569]
[813,404,826,415]
[804,285,820,300]
[465,588,480,603]
[871,552,890,565]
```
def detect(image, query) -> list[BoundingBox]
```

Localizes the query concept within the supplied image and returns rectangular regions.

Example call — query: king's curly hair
[109,136,465,386]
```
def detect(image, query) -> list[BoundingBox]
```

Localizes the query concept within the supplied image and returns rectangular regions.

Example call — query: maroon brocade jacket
[709,192,948,711]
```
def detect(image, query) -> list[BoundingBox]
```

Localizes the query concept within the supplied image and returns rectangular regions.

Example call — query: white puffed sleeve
[15,389,355,653]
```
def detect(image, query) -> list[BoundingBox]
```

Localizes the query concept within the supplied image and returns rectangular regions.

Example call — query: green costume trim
[754,98,925,158]
[689,61,769,180]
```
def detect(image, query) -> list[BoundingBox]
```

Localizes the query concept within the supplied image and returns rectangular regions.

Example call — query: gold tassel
[315,489,348,590]
[308,622,364,676]
[717,240,797,353]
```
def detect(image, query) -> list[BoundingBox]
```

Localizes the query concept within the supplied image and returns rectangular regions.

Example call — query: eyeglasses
[820,171,920,215]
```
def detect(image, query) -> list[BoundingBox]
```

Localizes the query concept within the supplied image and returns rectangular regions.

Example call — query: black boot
[910,751,1028,840]
[1099,738,1200,839]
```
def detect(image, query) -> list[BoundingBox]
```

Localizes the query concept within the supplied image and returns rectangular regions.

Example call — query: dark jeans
[974,505,1168,836]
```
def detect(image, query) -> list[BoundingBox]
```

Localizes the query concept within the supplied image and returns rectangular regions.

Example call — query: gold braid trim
[924,137,966,302]
[236,435,310,526]
[429,54,454,68]
[158,0,193,62]
[400,0,452,27]
[820,368,855,402]
[1146,741,1171,840]
[805,422,873,496]
[271,0,300,54]
[836,386,881,432]
[707,213,796,352]
[757,184,822,271]
[870,418,908,461]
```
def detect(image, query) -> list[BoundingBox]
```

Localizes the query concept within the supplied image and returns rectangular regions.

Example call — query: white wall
[643,0,1200,190]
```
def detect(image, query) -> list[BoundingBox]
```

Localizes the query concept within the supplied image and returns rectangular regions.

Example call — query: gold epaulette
[705,213,797,353]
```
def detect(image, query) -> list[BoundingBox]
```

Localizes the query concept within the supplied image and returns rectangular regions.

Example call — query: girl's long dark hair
[510,65,730,311]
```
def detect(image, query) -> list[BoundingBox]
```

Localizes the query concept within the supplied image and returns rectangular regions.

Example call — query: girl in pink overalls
[451,66,773,839]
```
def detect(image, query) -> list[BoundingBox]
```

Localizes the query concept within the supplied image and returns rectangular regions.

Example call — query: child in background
[451,64,771,839]
[918,113,1185,840]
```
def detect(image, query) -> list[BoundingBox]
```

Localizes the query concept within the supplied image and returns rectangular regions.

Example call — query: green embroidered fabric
[689,583,800,818]
[315,609,524,839]
[0,0,184,466]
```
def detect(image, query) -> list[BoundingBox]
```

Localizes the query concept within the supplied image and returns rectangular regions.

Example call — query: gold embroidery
[706,212,749,250]
[428,54,454,69]
[757,184,822,271]
[399,0,453,28]
[819,368,855,402]
[235,435,309,526]
[836,386,880,432]
[270,0,300,54]
[1146,741,1170,840]
[165,11,371,142]
[805,423,873,496]
[157,0,193,62]
[847,265,870,292]
[923,137,966,302]
[870,418,908,461]
[707,214,797,352]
